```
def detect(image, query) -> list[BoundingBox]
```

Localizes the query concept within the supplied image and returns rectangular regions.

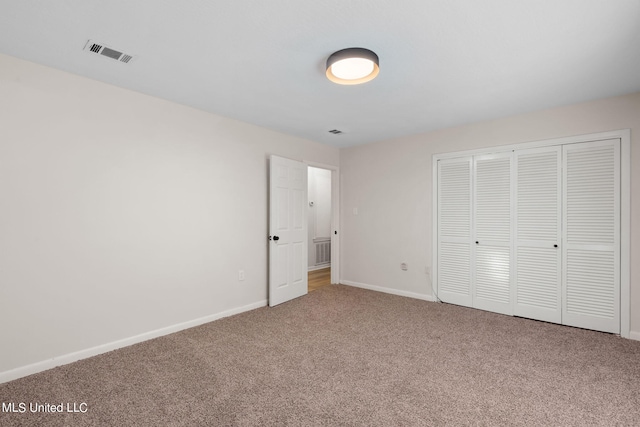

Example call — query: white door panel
[514,147,561,323]
[437,157,472,306]
[438,242,471,305]
[562,140,620,333]
[473,153,512,315]
[515,247,559,317]
[269,155,308,307]
[475,245,511,314]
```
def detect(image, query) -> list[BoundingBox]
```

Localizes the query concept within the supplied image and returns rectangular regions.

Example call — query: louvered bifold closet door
[437,157,472,307]
[473,153,513,315]
[514,147,561,323]
[562,139,620,334]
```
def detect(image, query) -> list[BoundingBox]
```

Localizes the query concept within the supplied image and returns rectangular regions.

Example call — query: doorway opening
[307,166,332,292]
[268,155,339,307]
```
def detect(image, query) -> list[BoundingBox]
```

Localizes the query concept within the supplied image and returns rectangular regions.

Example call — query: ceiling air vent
[84,40,134,64]
[328,129,343,135]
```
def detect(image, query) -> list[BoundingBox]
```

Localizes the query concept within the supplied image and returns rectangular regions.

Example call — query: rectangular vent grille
[84,40,134,64]
[100,47,121,60]
[315,241,331,265]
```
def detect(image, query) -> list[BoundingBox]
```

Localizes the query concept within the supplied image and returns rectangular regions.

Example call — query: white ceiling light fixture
[326,48,379,85]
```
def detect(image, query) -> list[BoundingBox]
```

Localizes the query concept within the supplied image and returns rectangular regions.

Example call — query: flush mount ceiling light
[326,48,379,85]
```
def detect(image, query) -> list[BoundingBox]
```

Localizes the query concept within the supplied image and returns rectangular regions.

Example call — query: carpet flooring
[1,285,639,426]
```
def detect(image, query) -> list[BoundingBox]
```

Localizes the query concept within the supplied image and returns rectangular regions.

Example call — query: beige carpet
[1,285,639,426]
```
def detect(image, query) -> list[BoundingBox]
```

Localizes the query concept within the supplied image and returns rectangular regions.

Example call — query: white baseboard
[0,299,267,385]
[340,280,436,302]
[629,331,640,341]
[308,264,330,272]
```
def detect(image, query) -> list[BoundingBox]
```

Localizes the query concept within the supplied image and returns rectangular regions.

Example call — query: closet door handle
[554,244,558,248]
[475,241,479,244]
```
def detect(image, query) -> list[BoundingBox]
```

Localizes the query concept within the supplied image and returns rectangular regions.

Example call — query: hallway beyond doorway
[308,267,330,292]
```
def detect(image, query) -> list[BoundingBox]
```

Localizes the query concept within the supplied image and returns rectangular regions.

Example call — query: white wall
[340,92,640,335]
[0,53,339,378]
[307,167,332,268]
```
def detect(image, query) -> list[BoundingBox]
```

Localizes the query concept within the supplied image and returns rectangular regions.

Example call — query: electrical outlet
[238,270,245,281]
[401,262,408,271]
[425,266,431,275]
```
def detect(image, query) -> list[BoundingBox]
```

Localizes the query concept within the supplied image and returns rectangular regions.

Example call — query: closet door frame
[432,129,631,338]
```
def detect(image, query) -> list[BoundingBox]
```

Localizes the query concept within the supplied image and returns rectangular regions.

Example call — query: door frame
[304,160,340,285]
[431,129,631,338]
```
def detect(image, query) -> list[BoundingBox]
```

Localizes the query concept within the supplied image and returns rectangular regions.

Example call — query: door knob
[273,236,280,241]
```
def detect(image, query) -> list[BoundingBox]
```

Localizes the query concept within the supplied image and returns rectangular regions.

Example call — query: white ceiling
[1,1,639,148]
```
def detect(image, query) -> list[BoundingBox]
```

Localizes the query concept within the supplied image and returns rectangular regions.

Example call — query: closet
[435,136,623,334]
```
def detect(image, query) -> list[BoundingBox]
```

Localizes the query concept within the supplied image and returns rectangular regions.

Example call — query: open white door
[269,155,308,307]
